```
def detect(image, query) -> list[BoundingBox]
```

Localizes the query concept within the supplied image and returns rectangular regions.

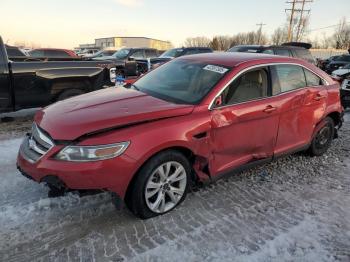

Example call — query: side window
[183,49,198,55]
[304,69,323,86]
[221,68,268,105]
[274,49,292,57]
[271,65,306,94]
[29,50,44,57]
[262,49,274,54]
[45,50,69,57]
[130,50,145,59]
[198,49,213,54]
[6,48,25,57]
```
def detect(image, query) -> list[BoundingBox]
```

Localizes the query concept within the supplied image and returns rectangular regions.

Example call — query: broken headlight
[55,142,130,162]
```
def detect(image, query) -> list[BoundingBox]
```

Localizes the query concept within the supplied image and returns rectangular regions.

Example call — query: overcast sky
[1,0,349,48]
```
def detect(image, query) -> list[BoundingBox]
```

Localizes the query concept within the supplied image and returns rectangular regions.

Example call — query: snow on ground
[0,111,349,262]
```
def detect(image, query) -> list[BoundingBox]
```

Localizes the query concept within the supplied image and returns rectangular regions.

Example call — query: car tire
[56,89,85,101]
[308,117,334,156]
[126,150,191,219]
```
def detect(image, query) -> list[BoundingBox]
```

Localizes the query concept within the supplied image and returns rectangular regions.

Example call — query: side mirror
[213,95,223,107]
[128,56,135,61]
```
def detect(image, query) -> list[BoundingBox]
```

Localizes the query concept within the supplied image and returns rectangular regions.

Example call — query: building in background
[77,37,172,51]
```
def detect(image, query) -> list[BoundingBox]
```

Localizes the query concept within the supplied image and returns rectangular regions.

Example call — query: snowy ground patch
[0,112,349,261]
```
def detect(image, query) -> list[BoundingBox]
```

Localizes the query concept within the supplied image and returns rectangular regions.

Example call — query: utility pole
[286,0,296,42]
[285,0,313,42]
[256,22,266,44]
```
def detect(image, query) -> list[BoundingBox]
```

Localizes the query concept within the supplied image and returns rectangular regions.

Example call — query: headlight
[55,142,130,162]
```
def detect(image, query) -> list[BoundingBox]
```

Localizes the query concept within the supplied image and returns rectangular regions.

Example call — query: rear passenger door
[271,64,309,155]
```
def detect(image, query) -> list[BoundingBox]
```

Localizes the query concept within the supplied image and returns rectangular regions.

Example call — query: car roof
[32,48,73,52]
[177,52,303,67]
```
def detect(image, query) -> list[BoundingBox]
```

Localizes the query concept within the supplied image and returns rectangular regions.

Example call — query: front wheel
[126,150,191,219]
[308,117,334,156]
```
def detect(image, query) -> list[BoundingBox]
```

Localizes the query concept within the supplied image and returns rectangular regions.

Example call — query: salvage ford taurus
[17,53,343,218]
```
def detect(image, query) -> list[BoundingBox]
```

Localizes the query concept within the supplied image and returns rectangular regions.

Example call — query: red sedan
[17,53,343,218]
[29,48,78,58]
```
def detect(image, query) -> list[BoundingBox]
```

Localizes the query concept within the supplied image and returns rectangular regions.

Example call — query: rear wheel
[308,117,334,156]
[126,150,190,219]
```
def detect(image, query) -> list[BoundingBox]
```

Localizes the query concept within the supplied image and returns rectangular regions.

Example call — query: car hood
[329,61,349,67]
[93,56,125,65]
[35,88,194,140]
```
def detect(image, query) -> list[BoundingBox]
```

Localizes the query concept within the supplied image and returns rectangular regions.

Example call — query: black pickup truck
[0,37,115,113]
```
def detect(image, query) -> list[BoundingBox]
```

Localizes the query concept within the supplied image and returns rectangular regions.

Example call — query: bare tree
[209,36,232,51]
[271,26,288,45]
[333,17,350,49]
[184,36,211,47]
[229,30,268,48]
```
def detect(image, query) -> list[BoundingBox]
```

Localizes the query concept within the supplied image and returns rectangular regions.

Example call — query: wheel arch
[124,145,198,203]
[51,78,92,101]
[326,111,342,127]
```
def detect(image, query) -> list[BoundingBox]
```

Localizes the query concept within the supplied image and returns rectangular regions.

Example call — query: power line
[256,22,266,44]
[307,22,350,32]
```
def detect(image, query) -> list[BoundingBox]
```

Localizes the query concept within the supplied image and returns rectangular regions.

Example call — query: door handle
[263,105,277,113]
[314,94,326,101]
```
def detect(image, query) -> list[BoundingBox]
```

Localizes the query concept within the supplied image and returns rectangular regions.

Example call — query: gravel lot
[0,110,349,262]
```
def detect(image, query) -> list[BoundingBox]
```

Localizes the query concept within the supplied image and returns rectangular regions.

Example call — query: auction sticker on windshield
[203,65,228,74]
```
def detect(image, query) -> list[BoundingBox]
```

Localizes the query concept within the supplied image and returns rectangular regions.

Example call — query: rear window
[294,49,315,63]
[228,46,261,53]
[304,69,323,86]
[274,49,292,57]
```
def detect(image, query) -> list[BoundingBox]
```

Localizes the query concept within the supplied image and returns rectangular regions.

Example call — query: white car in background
[332,64,350,77]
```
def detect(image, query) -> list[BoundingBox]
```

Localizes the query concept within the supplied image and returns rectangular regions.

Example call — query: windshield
[134,59,230,104]
[160,48,183,58]
[91,50,103,56]
[334,55,350,62]
[113,48,131,59]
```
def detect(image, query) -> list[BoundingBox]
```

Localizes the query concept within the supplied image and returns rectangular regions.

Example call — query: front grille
[20,123,54,163]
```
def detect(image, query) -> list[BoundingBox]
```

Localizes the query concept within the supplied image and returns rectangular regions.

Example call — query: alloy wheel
[145,161,187,214]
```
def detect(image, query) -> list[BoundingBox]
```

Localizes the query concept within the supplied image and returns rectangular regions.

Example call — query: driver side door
[209,67,280,176]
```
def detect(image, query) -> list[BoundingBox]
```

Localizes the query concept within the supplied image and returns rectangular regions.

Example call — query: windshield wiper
[124,83,140,91]
[131,84,140,91]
